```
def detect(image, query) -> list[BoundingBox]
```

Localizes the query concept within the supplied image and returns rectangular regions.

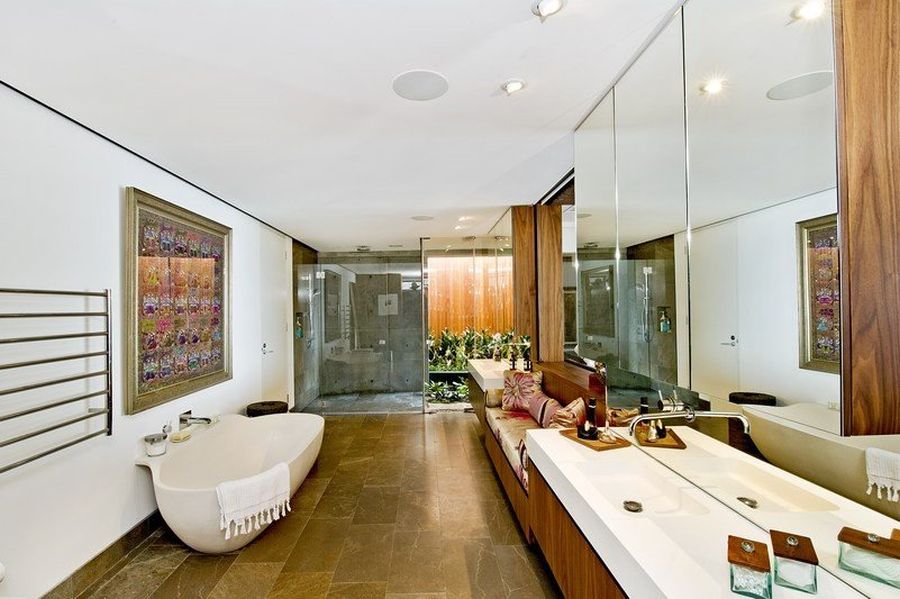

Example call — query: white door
[690,220,740,400]
[260,228,292,404]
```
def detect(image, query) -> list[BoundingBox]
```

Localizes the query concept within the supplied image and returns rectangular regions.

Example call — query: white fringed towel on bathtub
[216,462,291,539]
[865,447,900,502]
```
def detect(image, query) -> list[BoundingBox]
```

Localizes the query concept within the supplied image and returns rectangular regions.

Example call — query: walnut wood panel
[536,205,564,362]
[483,425,531,538]
[530,465,627,599]
[535,361,608,418]
[512,206,537,351]
[835,0,900,435]
[426,255,513,334]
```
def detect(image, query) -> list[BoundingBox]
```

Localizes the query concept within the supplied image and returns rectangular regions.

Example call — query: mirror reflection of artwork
[799,215,840,373]
[582,266,615,338]
[324,270,342,343]
[126,187,231,414]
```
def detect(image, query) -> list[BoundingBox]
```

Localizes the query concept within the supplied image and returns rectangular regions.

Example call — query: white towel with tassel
[865,447,900,502]
[216,462,291,540]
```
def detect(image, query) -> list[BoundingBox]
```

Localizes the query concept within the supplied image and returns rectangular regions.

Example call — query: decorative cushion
[501,370,543,412]
[548,397,587,429]
[527,390,563,428]
[485,407,539,492]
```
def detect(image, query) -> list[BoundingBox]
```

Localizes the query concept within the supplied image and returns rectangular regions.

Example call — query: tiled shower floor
[302,392,424,414]
[75,412,560,598]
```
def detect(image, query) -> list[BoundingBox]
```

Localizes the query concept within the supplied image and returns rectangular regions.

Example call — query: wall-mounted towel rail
[0,287,112,475]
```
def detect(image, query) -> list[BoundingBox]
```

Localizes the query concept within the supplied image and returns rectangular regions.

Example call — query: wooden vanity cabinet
[530,465,626,599]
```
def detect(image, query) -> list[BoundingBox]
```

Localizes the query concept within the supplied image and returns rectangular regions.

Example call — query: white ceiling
[0,0,678,251]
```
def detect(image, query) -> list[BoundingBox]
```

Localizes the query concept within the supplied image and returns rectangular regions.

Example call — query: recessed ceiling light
[392,70,449,101]
[532,0,564,19]
[502,79,526,95]
[767,71,833,100]
[792,0,825,21]
[700,78,726,95]
[458,216,474,222]
[411,215,434,221]
[454,225,468,231]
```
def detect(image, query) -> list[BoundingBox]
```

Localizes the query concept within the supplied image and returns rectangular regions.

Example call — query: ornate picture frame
[797,214,840,374]
[125,187,232,414]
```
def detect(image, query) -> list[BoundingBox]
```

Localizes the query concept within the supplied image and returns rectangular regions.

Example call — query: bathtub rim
[135,412,324,494]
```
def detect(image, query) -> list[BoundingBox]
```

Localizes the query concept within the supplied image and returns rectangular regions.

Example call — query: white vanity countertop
[467,359,508,390]
[526,427,873,598]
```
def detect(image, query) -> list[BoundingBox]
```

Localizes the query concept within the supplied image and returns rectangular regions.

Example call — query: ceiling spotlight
[792,0,826,21]
[700,78,726,95]
[532,0,564,19]
[458,216,474,222]
[411,215,434,221]
[454,225,468,231]
[502,79,526,95]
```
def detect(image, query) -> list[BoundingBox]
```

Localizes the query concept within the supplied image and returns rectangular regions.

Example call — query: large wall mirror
[573,0,899,593]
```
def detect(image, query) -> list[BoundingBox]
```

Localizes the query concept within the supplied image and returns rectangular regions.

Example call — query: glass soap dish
[771,530,818,594]
[837,527,900,589]
[728,535,772,599]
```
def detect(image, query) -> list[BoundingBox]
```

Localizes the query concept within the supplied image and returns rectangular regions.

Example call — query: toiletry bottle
[586,397,597,431]
[659,308,672,334]
[640,396,649,415]
[588,363,608,427]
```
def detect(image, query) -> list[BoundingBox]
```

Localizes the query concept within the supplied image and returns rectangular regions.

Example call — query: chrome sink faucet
[179,410,212,430]
[627,391,751,436]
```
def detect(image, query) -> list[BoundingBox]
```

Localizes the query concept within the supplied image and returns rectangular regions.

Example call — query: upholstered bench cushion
[485,407,540,492]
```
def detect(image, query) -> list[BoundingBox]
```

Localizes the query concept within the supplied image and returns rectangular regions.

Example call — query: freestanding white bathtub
[136,413,324,553]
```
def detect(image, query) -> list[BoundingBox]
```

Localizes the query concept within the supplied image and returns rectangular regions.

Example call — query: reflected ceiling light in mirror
[792,0,826,21]
[700,78,726,96]
[502,79,526,95]
[532,0,564,19]
[766,71,833,100]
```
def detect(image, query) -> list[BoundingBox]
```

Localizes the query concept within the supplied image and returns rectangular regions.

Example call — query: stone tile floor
[303,392,424,414]
[82,413,561,599]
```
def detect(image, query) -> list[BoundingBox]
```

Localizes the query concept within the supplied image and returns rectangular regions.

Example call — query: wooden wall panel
[512,206,538,350]
[835,0,900,435]
[426,255,513,334]
[536,205,564,362]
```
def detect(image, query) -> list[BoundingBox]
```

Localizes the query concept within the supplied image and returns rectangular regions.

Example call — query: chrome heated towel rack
[0,287,112,474]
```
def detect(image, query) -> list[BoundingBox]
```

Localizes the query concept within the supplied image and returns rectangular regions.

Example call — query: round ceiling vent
[766,71,833,101]
[393,70,449,101]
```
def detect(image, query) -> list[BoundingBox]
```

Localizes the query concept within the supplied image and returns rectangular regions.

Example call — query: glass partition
[422,235,513,409]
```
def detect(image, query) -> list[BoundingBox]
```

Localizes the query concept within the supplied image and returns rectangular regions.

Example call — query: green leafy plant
[424,380,471,403]
[426,328,518,372]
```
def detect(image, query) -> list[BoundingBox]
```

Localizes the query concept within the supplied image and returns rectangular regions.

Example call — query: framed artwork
[125,187,232,414]
[581,265,616,338]
[797,214,840,374]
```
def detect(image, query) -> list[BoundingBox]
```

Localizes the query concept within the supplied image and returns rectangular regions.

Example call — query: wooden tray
[560,428,631,452]
[634,425,686,449]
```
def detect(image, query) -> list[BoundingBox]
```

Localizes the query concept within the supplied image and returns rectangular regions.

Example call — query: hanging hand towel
[865,447,900,502]
[216,462,291,539]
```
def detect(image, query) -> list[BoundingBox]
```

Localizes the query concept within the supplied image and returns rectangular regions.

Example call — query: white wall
[690,190,840,408]
[0,86,293,597]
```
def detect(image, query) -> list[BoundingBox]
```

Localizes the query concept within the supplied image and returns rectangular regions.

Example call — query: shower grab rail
[0,287,113,475]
